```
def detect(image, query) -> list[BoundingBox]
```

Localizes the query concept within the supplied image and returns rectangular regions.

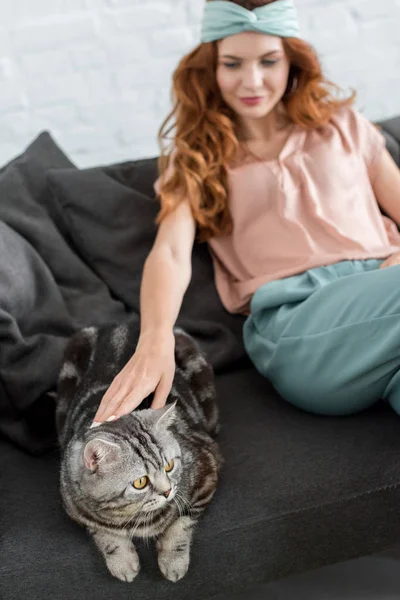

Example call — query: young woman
[91,0,400,426]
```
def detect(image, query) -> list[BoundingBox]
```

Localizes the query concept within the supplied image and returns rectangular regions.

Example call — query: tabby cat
[55,318,223,583]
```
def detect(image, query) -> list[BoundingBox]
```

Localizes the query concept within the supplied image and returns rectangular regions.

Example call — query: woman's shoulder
[328,104,375,138]
[328,104,384,152]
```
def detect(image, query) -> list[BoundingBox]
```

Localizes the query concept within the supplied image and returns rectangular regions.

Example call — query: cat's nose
[163,488,172,498]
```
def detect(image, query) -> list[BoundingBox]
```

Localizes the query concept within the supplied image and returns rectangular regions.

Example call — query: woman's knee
[271,371,379,416]
[243,315,381,416]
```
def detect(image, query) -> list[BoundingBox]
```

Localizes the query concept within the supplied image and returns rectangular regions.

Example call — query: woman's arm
[373,148,400,226]
[92,199,196,424]
[139,199,196,339]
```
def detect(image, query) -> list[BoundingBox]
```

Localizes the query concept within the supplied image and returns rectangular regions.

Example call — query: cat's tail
[173,327,220,436]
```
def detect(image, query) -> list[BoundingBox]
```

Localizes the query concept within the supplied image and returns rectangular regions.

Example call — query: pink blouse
[155,106,400,316]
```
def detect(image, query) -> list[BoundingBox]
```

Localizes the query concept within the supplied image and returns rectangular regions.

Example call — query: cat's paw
[105,546,140,582]
[158,550,190,582]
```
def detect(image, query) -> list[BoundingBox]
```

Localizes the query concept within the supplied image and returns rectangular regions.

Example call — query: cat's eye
[133,476,148,490]
[165,459,174,473]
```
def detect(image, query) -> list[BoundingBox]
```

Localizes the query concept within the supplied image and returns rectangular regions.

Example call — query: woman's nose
[242,66,263,89]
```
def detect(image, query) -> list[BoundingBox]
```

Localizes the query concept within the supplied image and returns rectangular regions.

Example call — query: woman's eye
[165,459,175,473]
[222,60,277,69]
[133,476,148,490]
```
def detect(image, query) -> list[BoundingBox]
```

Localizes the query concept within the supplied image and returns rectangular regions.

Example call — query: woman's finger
[93,383,130,424]
[102,373,125,401]
[92,377,155,425]
[381,259,398,269]
[112,388,153,418]
[91,393,119,424]
[379,259,391,269]
[380,252,400,269]
[151,376,172,410]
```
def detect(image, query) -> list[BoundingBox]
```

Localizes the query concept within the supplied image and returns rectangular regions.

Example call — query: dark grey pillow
[0,132,77,454]
[0,131,77,235]
[47,167,159,309]
[47,165,248,373]
[0,132,128,455]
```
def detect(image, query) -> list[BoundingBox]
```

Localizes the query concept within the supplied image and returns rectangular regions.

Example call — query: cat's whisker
[132,501,153,541]
[141,511,149,547]
[176,491,194,516]
[176,494,190,516]
[126,506,145,540]
[177,491,192,518]
[120,500,147,530]
[143,511,153,548]
[120,511,138,531]
[179,490,193,507]
[129,521,141,542]
[173,496,183,518]
[146,512,154,547]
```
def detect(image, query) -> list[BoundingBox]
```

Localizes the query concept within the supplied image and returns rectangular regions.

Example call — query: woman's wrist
[138,326,175,346]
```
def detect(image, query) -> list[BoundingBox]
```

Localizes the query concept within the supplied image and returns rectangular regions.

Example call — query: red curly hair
[155,0,356,242]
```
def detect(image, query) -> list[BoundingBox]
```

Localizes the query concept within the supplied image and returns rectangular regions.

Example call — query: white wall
[0,0,399,168]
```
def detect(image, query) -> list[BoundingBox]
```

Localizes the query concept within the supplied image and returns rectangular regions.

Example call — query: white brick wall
[0,0,399,168]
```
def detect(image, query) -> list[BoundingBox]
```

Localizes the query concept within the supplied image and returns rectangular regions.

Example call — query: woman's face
[216,32,291,121]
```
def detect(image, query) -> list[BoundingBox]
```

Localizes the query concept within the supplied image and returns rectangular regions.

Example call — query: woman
[91,0,400,426]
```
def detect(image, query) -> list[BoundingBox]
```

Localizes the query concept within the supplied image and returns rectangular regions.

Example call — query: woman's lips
[240,97,264,106]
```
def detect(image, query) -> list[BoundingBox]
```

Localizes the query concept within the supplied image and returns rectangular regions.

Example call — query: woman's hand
[379,252,400,269]
[90,330,175,428]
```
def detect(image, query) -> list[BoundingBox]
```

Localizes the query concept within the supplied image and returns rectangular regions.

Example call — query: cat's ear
[154,401,178,430]
[83,437,120,472]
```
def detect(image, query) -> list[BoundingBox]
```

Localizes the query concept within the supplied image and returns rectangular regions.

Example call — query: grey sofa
[1,114,400,600]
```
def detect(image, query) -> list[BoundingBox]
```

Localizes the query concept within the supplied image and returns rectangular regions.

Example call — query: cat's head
[69,402,182,520]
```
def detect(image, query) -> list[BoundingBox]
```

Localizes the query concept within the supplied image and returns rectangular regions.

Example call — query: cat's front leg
[90,528,140,582]
[156,516,196,582]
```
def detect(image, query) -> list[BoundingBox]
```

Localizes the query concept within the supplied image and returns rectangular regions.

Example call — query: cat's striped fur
[55,319,223,583]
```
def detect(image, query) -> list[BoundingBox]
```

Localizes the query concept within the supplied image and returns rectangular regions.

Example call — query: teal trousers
[243,259,400,416]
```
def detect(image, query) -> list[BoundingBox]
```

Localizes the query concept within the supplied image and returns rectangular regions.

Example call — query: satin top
[154,106,400,315]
